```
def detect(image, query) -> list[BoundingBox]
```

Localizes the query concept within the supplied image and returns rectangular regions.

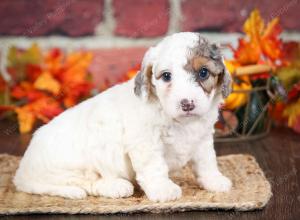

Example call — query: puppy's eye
[161,72,172,82]
[198,67,210,80]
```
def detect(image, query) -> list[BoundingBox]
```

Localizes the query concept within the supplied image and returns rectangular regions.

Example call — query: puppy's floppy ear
[220,59,232,98]
[134,47,158,101]
[209,44,232,98]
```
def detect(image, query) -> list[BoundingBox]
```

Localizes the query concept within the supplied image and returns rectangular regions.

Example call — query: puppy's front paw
[59,186,87,199]
[198,174,232,192]
[144,180,182,202]
[92,178,134,198]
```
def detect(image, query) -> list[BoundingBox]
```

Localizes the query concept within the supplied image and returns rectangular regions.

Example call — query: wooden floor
[0,120,299,220]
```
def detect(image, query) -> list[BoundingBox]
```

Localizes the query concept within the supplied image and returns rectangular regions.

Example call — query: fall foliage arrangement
[222,9,300,135]
[0,9,300,136]
[0,45,94,133]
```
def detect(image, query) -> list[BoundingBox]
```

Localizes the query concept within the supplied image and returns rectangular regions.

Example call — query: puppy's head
[134,32,231,119]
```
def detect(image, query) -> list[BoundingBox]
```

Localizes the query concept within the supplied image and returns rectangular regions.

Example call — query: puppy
[14,32,232,202]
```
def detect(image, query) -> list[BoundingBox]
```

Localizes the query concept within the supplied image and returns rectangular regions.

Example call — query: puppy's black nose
[180,99,195,112]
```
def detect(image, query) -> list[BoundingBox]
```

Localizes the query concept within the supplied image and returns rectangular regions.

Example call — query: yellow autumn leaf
[224,60,240,74]
[243,9,264,43]
[15,107,36,133]
[283,99,300,126]
[34,72,61,95]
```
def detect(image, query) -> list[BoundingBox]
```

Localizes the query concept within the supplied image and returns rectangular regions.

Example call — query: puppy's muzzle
[180,99,195,112]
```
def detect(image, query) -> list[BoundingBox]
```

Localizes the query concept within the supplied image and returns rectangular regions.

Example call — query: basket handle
[235,64,272,76]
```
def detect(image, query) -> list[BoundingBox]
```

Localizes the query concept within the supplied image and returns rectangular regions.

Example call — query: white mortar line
[167,0,182,34]
[0,32,299,81]
[1,32,298,50]
[95,0,115,36]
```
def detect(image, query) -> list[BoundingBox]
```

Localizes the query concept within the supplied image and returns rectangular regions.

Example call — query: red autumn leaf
[11,82,46,102]
[25,64,42,82]
[291,116,300,133]
[287,82,300,102]
[0,75,6,92]
[269,102,287,124]
[0,105,15,115]
[281,42,300,62]
[35,98,63,121]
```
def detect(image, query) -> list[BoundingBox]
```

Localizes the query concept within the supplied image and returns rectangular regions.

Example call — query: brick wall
[0,0,300,37]
[1,0,300,85]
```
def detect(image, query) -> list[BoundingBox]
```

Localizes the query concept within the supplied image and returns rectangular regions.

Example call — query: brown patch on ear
[221,68,232,98]
[216,68,232,98]
[145,65,157,101]
[134,65,157,101]
[134,71,143,96]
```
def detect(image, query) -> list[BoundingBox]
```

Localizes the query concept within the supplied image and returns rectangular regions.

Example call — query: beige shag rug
[0,153,272,215]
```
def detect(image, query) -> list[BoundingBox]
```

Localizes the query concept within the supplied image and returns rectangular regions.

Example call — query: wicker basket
[215,64,275,142]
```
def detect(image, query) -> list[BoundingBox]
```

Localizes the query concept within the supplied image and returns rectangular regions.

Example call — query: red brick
[181,0,300,32]
[60,0,104,36]
[182,0,239,32]
[113,0,169,37]
[88,47,147,89]
[0,0,104,36]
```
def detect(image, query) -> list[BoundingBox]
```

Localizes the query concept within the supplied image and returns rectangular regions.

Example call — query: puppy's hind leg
[87,178,134,199]
[14,168,89,199]
[14,181,87,199]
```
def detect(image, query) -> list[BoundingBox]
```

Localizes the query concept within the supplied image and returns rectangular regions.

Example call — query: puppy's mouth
[179,112,198,118]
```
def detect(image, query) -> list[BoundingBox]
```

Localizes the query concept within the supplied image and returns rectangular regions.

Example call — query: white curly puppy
[14,32,232,202]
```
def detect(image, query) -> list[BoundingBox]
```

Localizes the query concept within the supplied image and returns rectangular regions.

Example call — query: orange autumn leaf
[126,65,141,79]
[63,95,77,108]
[32,97,63,122]
[34,71,61,95]
[58,51,93,106]
[234,39,261,65]
[261,18,282,60]
[5,44,94,133]
[15,97,63,133]
[44,48,64,76]
[61,52,93,83]
[234,9,282,65]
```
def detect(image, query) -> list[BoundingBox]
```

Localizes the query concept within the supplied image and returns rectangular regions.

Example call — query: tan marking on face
[192,56,209,73]
[184,55,222,94]
[183,34,231,97]
[200,75,219,94]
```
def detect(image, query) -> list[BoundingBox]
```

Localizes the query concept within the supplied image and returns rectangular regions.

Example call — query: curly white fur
[14,32,232,202]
